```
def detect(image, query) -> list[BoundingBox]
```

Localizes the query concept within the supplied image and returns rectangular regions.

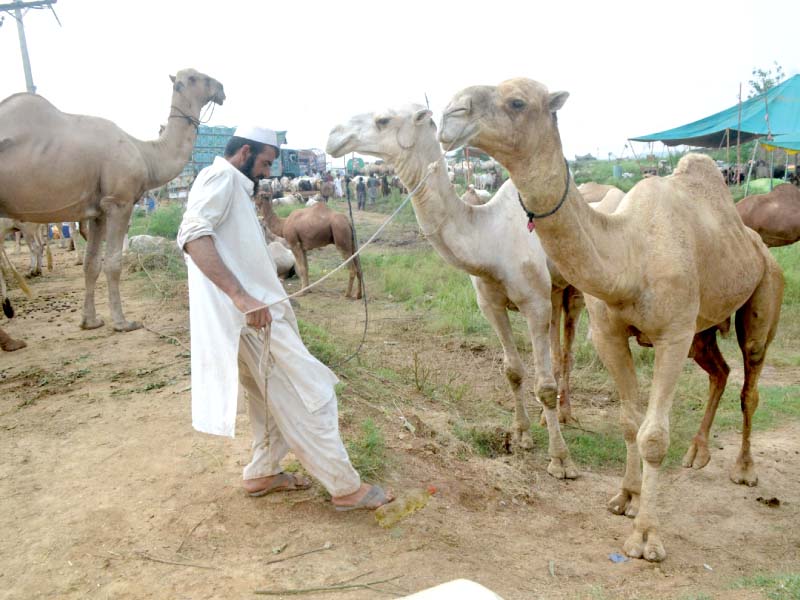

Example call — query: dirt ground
[1,233,799,600]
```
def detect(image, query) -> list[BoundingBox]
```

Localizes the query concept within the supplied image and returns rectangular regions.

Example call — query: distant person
[356,176,367,210]
[381,174,390,197]
[344,174,352,201]
[333,174,343,198]
[366,173,379,204]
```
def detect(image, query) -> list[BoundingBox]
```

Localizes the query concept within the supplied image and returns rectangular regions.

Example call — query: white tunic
[177,156,338,438]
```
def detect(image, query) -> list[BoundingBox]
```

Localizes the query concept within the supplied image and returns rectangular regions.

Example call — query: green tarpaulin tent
[630,75,800,147]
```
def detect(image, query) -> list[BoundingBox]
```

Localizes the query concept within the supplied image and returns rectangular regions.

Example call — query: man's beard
[237,153,259,184]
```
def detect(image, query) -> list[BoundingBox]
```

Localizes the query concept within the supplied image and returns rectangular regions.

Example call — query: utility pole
[0,0,60,94]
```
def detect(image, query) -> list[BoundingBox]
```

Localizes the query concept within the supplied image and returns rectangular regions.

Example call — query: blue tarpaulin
[630,75,800,147]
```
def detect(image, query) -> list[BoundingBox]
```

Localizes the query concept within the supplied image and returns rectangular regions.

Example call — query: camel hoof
[608,490,637,517]
[644,535,667,562]
[623,529,644,559]
[113,320,143,333]
[681,442,711,469]
[514,429,534,451]
[80,317,105,330]
[730,463,758,487]
[547,456,578,480]
[1,338,26,352]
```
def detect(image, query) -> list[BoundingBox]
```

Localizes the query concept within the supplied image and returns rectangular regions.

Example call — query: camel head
[169,68,226,108]
[439,78,568,168]
[326,105,437,163]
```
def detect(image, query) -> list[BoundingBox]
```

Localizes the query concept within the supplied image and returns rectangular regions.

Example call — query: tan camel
[736,183,800,247]
[326,105,578,477]
[257,193,363,299]
[0,68,225,331]
[440,78,784,562]
[577,182,620,204]
[0,219,50,276]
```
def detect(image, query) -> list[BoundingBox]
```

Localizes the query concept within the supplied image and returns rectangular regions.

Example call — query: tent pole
[726,129,730,180]
[744,139,759,197]
[736,83,743,185]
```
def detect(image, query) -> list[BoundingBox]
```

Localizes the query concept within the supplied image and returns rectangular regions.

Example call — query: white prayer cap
[233,125,279,147]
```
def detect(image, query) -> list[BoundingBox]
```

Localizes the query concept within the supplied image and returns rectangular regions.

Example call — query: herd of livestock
[1,68,799,566]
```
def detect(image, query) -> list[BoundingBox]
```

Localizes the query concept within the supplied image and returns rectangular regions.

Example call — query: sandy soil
[1,238,798,600]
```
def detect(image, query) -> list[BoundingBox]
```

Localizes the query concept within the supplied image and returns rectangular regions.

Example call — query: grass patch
[732,573,800,599]
[345,419,387,480]
[129,203,185,239]
[453,423,511,458]
[297,318,340,366]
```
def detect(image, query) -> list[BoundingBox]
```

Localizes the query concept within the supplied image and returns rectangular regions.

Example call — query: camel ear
[548,91,569,114]
[169,74,176,83]
[414,109,433,124]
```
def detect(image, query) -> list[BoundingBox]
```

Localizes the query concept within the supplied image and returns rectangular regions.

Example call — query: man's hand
[233,291,272,329]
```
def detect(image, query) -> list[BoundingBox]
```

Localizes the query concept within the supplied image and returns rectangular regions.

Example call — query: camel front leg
[80,216,107,330]
[103,203,141,331]
[558,286,584,424]
[474,287,533,452]
[625,332,694,563]
[542,288,563,427]
[69,222,83,265]
[589,303,642,518]
[521,297,576,479]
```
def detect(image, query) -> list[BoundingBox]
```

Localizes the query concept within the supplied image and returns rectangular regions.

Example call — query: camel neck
[393,137,483,274]
[259,198,285,237]
[137,91,203,190]
[506,150,634,301]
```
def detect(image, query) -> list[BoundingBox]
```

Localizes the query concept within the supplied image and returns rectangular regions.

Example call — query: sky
[1,0,797,169]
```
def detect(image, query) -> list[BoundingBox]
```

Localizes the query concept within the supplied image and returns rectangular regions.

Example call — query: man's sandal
[246,472,312,497]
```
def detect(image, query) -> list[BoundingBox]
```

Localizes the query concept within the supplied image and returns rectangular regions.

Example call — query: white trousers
[237,330,361,497]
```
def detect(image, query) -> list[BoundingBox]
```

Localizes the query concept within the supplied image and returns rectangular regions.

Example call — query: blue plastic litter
[609,552,629,563]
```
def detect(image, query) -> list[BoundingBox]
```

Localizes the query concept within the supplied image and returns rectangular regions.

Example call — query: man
[177,126,392,510]
[366,173,379,204]
[356,176,367,210]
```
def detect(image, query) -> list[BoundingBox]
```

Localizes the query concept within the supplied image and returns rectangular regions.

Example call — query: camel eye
[509,99,526,110]
[375,117,391,128]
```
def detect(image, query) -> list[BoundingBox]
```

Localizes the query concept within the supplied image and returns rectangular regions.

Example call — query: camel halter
[517,157,571,231]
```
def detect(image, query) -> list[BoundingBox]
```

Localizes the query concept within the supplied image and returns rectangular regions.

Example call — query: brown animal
[440,77,784,562]
[0,68,225,331]
[577,182,620,204]
[258,193,362,299]
[735,183,800,247]
[0,325,25,351]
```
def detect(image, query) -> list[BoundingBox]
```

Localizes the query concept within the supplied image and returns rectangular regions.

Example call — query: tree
[747,62,785,99]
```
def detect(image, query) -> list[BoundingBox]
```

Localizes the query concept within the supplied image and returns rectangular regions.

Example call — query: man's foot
[243,472,312,497]
[332,483,394,511]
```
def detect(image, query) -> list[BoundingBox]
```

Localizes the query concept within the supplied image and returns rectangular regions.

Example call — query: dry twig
[254,575,402,596]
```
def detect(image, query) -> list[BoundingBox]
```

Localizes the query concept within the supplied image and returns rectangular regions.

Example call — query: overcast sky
[1,0,796,168]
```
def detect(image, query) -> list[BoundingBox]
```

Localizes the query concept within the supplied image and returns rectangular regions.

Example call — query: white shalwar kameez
[177,156,360,497]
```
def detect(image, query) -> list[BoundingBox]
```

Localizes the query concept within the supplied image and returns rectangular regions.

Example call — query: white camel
[327,105,577,479]
[0,68,225,331]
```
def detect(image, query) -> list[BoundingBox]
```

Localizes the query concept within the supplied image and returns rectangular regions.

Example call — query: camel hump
[672,153,723,183]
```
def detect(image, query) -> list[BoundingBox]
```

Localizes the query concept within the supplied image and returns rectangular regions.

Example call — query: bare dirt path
[1,241,798,599]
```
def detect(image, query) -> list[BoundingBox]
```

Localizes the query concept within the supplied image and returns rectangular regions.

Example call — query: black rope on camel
[517,157,572,231]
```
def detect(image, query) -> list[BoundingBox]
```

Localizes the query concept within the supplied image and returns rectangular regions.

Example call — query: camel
[735,183,800,247]
[0,248,26,351]
[439,78,784,562]
[0,68,225,331]
[0,219,50,276]
[257,192,363,299]
[577,182,620,204]
[326,105,579,478]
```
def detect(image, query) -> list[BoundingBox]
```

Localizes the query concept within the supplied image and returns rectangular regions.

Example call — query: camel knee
[637,426,669,465]
[536,382,558,410]
[504,363,524,389]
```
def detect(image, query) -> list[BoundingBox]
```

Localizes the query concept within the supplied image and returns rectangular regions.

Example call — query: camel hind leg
[80,215,107,329]
[731,267,784,486]
[558,286,584,424]
[682,328,730,469]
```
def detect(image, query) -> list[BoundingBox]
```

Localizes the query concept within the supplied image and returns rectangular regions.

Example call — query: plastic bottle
[374,487,434,528]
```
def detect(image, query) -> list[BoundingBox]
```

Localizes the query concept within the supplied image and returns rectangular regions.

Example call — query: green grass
[360,249,490,336]
[129,202,185,239]
[297,318,340,365]
[733,573,800,599]
[345,418,388,480]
